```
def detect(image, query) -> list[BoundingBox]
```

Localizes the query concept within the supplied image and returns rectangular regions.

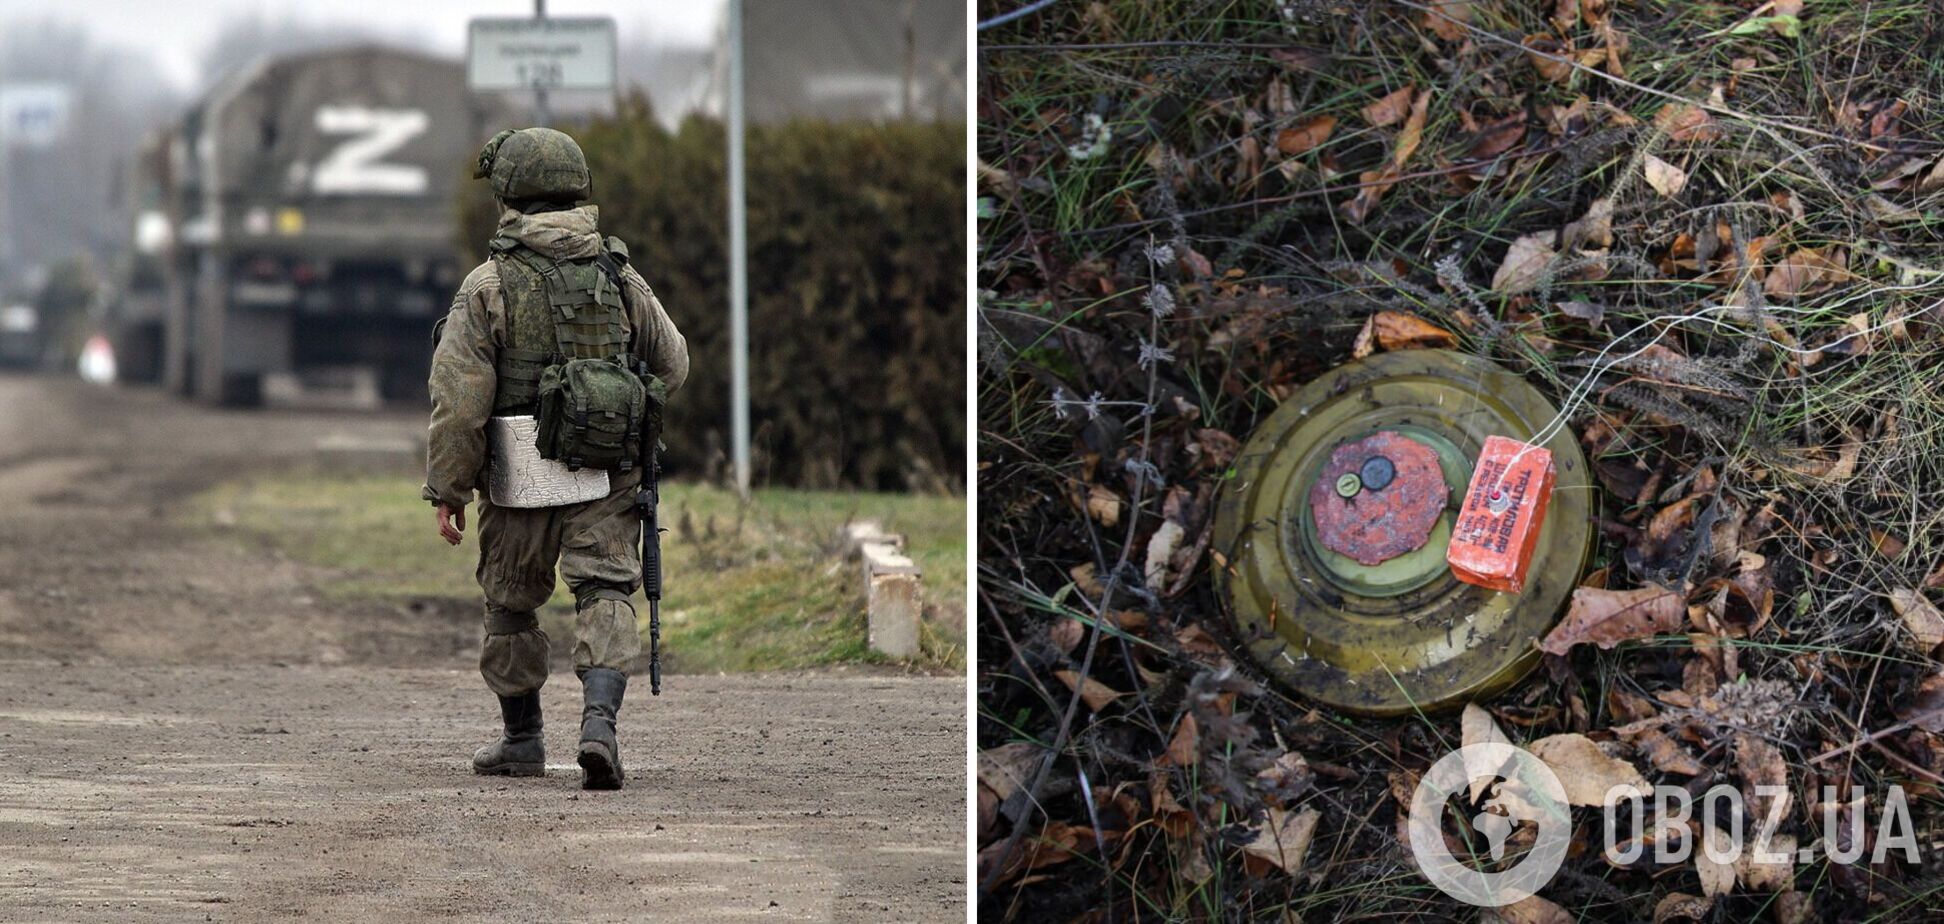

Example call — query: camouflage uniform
[424,128,687,789]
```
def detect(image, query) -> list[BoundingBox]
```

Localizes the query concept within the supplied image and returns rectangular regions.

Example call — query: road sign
[466,17,617,92]
[0,83,71,148]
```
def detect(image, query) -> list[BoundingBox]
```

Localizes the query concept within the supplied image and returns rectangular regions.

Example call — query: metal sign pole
[532,0,551,127]
[0,103,12,272]
[727,0,750,498]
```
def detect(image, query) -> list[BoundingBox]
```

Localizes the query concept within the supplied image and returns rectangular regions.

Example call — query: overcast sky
[12,0,727,90]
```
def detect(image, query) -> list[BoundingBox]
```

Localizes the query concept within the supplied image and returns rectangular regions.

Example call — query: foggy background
[0,0,724,291]
[0,0,966,295]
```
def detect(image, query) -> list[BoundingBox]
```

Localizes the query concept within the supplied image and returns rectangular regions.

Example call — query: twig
[982,40,1329,52]
[1389,0,1912,155]
[1810,704,1944,765]
[978,236,1174,900]
[1069,142,1576,238]
[978,0,1062,32]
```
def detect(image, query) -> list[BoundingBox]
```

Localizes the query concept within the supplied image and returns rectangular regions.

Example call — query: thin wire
[1490,292,1944,494]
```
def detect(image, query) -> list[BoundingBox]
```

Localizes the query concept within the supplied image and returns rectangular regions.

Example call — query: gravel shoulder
[0,375,966,921]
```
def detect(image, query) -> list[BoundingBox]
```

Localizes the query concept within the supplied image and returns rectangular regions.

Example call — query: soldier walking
[423,127,688,790]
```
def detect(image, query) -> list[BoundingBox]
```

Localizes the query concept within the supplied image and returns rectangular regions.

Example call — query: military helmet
[474,127,592,204]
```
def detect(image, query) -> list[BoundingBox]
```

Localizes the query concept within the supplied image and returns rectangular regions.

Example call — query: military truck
[102,132,175,385]
[0,304,39,368]
[127,45,506,405]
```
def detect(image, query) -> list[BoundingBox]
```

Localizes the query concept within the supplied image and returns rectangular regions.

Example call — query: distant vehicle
[110,45,509,405]
[0,304,39,368]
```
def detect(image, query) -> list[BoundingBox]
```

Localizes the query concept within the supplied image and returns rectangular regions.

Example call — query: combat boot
[472,691,545,776]
[577,668,627,790]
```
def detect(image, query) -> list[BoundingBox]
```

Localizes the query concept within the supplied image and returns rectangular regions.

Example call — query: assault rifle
[634,366,664,696]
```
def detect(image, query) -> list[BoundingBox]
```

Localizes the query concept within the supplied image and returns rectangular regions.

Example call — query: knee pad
[485,604,540,635]
[574,583,633,613]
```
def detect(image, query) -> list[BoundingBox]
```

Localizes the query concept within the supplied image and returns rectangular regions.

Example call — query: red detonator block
[1447,436,1555,593]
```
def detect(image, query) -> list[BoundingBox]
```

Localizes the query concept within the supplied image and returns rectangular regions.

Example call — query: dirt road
[0,375,966,921]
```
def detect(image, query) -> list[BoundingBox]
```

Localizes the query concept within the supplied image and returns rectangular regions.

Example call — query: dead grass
[188,470,966,673]
[979,0,1944,919]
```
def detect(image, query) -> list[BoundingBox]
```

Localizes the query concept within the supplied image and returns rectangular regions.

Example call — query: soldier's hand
[437,503,467,546]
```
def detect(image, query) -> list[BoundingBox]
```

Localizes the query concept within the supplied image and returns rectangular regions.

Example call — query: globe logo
[1407,742,1573,907]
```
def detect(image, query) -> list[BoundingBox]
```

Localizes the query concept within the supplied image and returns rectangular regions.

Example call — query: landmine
[1210,350,1592,715]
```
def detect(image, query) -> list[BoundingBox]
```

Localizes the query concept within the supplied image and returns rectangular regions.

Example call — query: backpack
[489,234,665,473]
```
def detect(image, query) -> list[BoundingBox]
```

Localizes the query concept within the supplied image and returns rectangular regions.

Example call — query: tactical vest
[490,233,633,414]
[490,234,654,473]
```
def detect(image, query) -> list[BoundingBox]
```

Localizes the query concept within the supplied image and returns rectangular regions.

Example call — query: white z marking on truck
[311,106,429,195]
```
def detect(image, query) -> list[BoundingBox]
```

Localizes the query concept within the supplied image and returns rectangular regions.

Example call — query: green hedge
[460,98,965,492]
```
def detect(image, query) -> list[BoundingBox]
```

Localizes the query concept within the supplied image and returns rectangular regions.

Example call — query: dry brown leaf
[1422,0,1471,41]
[1655,103,1721,142]
[1653,892,1713,923]
[1240,806,1320,875]
[1735,832,1796,892]
[1372,310,1459,351]
[978,742,1044,801]
[1889,588,1944,656]
[1256,751,1312,799]
[1144,520,1185,590]
[1524,34,1573,83]
[1019,821,1098,873]
[1086,484,1121,527]
[1393,90,1431,166]
[1351,314,1377,359]
[1864,193,1921,222]
[1191,428,1242,472]
[1465,117,1526,161]
[1339,164,1399,224]
[1048,617,1084,653]
[1340,92,1429,224]
[1150,771,1196,837]
[1271,48,1325,73]
[1483,894,1573,924]
[1816,309,1872,359]
[1918,156,1944,195]
[1697,825,1738,897]
[1628,725,1704,775]
[1785,428,1861,482]
[1528,733,1649,806]
[1897,672,1944,732]
[1563,197,1614,249]
[1600,19,1629,76]
[1163,713,1200,767]
[1773,891,1814,924]
[1645,495,1701,552]
[977,783,999,845]
[1551,0,1580,32]
[1763,248,1842,299]
[1645,154,1688,197]
[1070,562,1104,598]
[1734,732,1791,823]
[1462,702,1513,802]
[1557,300,1605,329]
[1493,232,1558,294]
[1053,669,1124,711]
[1276,116,1336,157]
[1541,585,1686,655]
[1363,85,1417,127]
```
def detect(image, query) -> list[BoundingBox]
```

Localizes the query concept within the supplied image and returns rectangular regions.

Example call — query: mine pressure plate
[1210,349,1592,716]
